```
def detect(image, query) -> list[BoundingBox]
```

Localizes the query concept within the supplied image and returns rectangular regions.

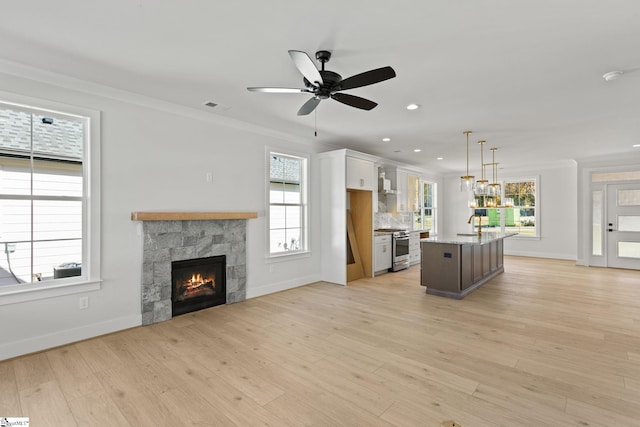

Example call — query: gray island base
[420,232,517,299]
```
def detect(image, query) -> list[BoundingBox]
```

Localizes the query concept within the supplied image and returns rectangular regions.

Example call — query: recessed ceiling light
[603,71,624,81]
[437,157,443,160]
[406,104,420,110]
[633,144,640,148]
[382,137,391,142]
[414,149,421,153]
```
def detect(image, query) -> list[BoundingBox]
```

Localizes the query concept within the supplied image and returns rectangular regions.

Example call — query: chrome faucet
[468,214,482,237]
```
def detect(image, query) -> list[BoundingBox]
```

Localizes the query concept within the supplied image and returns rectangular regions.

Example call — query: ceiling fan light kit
[247,49,396,116]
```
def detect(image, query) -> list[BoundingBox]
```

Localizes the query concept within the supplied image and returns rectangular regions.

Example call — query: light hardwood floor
[1,256,640,426]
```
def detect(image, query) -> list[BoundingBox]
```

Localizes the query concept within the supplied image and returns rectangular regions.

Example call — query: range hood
[378,168,397,194]
[378,176,397,194]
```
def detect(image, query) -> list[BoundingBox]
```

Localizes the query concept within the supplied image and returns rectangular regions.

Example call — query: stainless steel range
[376,228,410,272]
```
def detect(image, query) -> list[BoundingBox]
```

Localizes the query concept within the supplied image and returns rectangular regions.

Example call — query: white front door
[607,183,640,269]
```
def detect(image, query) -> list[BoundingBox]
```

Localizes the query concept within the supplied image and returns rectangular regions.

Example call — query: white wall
[0,68,324,360]
[443,161,578,261]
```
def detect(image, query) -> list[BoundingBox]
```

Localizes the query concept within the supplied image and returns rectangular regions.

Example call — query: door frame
[606,182,640,269]
[579,160,640,269]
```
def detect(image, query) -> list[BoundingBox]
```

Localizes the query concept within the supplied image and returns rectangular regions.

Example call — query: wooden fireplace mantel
[131,211,258,221]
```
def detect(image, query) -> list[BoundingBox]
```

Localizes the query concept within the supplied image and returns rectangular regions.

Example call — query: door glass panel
[618,242,640,259]
[618,189,640,206]
[619,216,640,232]
[592,190,602,256]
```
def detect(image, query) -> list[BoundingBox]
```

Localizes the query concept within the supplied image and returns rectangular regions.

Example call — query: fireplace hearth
[171,255,226,316]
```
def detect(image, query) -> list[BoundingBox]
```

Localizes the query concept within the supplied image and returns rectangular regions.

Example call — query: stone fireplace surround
[132,212,257,325]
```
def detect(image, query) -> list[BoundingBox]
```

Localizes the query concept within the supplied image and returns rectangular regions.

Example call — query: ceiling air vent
[202,101,230,112]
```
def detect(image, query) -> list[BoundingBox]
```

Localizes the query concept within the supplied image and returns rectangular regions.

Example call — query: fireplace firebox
[171,255,226,316]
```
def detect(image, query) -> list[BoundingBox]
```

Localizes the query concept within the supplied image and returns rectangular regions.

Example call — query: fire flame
[176,271,216,301]
[183,273,215,292]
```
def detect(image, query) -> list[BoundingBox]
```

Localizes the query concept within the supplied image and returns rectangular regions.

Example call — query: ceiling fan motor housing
[304,70,342,99]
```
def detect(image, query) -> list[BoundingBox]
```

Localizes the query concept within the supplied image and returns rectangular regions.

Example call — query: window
[413,180,437,232]
[268,152,308,256]
[0,97,100,301]
[592,189,603,256]
[472,178,538,237]
[504,179,538,237]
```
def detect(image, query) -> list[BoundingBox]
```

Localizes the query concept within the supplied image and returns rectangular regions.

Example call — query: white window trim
[0,91,101,306]
[265,147,310,260]
[502,175,540,239]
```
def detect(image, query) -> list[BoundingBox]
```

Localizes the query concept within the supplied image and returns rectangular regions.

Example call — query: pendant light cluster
[460,130,513,209]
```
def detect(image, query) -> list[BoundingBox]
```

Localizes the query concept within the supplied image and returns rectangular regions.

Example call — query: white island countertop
[420,232,517,245]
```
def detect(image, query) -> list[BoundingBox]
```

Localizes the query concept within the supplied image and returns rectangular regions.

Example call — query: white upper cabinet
[346,156,375,190]
[407,174,420,212]
[380,167,423,213]
[396,170,408,211]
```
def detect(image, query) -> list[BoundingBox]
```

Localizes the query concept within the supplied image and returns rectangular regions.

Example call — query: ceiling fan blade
[247,87,308,93]
[335,66,396,91]
[331,93,378,110]
[288,50,323,86]
[297,97,321,116]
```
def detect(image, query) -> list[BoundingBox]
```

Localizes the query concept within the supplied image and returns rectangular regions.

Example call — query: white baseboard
[0,314,141,361]
[246,274,321,299]
[505,250,576,261]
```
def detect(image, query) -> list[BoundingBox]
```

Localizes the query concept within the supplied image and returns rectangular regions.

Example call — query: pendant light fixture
[474,140,488,195]
[460,130,475,191]
[488,147,501,198]
[461,132,511,209]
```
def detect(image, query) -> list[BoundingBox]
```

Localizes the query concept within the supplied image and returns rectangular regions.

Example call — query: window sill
[266,250,312,263]
[510,234,541,240]
[0,278,102,306]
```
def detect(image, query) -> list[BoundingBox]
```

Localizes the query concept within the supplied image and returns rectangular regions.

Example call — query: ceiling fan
[247,50,396,116]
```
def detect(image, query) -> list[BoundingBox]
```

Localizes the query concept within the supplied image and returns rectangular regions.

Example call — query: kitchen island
[420,232,517,299]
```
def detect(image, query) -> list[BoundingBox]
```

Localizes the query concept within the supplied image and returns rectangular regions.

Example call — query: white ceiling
[1,0,639,175]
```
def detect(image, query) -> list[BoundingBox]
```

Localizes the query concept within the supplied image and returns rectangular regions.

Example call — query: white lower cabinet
[409,231,421,265]
[375,235,392,274]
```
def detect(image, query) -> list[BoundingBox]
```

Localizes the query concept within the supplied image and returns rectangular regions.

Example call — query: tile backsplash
[374,212,413,230]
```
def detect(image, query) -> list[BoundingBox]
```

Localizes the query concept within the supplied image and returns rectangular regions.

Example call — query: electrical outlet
[4,243,16,253]
[205,172,213,183]
[79,296,89,310]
